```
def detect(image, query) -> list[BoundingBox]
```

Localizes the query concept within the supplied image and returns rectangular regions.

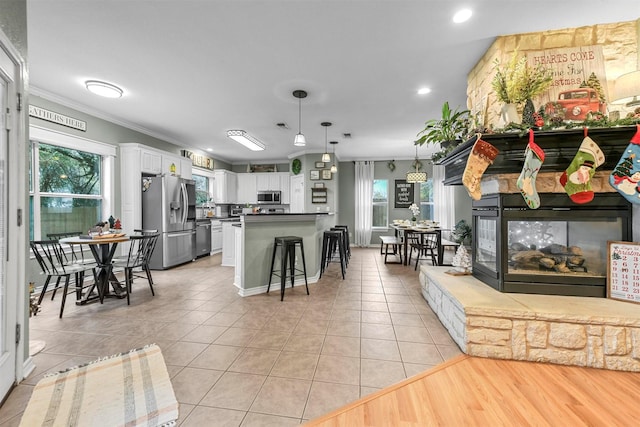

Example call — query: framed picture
[310,170,320,180]
[394,179,414,208]
[313,182,325,188]
[322,169,332,180]
[315,161,325,168]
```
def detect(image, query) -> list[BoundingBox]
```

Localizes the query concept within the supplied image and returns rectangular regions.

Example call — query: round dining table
[60,234,130,304]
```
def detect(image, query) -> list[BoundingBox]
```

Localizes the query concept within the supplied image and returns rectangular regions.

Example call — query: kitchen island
[234,213,336,296]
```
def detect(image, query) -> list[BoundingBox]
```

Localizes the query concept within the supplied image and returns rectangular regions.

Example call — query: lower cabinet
[221,221,237,266]
[211,220,222,254]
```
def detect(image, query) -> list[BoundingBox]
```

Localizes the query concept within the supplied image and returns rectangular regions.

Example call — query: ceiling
[26,1,639,165]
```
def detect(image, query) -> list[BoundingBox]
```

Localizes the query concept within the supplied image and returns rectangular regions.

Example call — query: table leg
[437,230,443,266]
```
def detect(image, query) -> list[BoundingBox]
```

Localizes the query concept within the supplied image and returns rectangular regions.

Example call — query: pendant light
[330,141,338,173]
[293,90,307,146]
[321,122,331,162]
[406,144,427,183]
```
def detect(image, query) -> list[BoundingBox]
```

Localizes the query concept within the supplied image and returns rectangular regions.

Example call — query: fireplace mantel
[439,126,638,185]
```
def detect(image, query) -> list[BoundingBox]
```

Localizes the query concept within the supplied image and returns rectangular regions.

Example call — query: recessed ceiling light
[453,8,472,23]
[85,80,123,98]
[206,148,213,152]
[417,87,432,95]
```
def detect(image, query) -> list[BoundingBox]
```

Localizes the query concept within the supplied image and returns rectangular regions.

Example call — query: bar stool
[320,230,347,280]
[333,225,351,259]
[268,236,309,301]
[330,227,349,267]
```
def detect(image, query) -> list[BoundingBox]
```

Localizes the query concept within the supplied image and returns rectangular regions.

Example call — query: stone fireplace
[439,126,637,297]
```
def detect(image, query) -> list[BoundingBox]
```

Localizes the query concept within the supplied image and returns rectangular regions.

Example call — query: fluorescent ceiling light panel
[226,130,266,151]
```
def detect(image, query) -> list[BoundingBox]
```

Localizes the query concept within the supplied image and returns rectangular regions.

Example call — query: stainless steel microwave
[257,191,281,204]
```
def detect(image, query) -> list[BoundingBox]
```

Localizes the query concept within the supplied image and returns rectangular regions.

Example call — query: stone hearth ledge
[420,265,640,372]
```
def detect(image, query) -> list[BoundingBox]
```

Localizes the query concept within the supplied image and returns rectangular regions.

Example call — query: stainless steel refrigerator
[142,175,196,269]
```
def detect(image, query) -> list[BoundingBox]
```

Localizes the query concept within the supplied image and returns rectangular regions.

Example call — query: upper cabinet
[213,170,237,204]
[141,149,162,174]
[237,173,257,204]
[235,172,290,204]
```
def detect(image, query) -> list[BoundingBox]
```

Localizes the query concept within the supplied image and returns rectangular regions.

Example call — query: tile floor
[0,247,462,426]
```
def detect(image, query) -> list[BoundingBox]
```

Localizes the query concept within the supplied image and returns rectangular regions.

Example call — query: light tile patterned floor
[0,247,462,426]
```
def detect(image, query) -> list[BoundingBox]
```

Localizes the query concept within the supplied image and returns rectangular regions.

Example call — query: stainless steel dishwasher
[195,219,212,257]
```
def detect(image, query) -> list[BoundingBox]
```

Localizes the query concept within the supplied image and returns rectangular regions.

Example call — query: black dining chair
[111,233,159,305]
[132,229,158,286]
[409,232,438,270]
[31,240,98,318]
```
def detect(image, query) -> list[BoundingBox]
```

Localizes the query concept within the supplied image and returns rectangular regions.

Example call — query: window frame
[29,126,116,240]
[372,178,389,230]
[419,178,435,221]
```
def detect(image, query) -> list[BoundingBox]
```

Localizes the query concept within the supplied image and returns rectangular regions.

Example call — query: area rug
[20,344,178,427]
[29,340,46,356]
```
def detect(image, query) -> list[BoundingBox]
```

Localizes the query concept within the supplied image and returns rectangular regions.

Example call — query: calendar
[607,241,640,304]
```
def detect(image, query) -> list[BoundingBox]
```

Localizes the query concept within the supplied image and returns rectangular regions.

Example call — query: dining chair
[46,231,97,300]
[31,240,97,318]
[111,233,159,305]
[410,232,438,270]
[133,229,159,286]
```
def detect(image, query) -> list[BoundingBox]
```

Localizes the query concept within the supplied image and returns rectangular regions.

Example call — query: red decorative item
[114,218,122,229]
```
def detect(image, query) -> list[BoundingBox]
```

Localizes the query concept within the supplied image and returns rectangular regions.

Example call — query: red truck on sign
[547,88,606,121]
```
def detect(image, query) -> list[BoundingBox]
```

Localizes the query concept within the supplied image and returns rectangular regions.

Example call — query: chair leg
[267,241,278,294]
[125,268,131,305]
[144,265,154,286]
[38,276,53,305]
[299,241,309,295]
[59,276,71,318]
[50,277,62,301]
[288,245,295,288]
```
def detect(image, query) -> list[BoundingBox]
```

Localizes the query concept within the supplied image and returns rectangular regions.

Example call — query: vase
[500,103,520,126]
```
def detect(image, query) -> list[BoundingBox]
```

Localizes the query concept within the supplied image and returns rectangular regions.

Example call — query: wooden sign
[607,241,640,304]
[394,179,414,208]
[182,150,214,170]
[29,105,87,131]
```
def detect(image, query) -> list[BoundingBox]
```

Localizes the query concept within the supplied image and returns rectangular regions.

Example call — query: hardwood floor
[304,355,640,426]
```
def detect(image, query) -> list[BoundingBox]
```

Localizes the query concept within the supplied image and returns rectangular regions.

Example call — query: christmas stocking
[559,135,605,204]
[609,125,640,204]
[516,129,545,209]
[462,137,499,200]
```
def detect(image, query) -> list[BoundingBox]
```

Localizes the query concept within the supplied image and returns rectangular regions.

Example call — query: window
[419,179,434,220]
[29,127,115,241]
[193,174,210,206]
[372,179,388,228]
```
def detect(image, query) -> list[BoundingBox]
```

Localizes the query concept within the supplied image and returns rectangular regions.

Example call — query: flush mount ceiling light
[330,141,338,173]
[226,130,266,151]
[85,80,123,98]
[406,144,427,183]
[452,8,472,23]
[293,90,307,146]
[417,87,431,95]
[321,122,332,162]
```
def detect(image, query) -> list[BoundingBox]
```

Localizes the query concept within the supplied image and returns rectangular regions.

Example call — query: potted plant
[415,101,470,150]
[492,50,553,126]
[451,219,472,247]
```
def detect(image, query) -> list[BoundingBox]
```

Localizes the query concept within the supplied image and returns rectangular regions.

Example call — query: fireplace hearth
[472,193,632,297]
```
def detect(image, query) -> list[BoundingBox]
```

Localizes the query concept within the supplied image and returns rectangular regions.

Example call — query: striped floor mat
[20,344,178,427]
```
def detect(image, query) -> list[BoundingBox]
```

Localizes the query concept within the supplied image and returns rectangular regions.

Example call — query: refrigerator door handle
[181,182,188,225]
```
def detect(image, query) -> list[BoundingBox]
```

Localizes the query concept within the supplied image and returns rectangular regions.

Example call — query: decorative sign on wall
[394,179,414,208]
[181,150,214,170]
[607,241,640,304]
[29,105,87,131]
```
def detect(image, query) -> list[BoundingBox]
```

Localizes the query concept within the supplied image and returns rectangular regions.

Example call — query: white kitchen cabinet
[213,170,237,204]
[181,158,193,179]
[221,221,237,266]
[233,225,243,287]
[236,173,257,204]
[140,149,162,174]
[278,172,290,204]
[211,220,222,254]
[256,173,281,191]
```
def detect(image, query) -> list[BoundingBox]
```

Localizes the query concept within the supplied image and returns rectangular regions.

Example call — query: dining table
[59,233,129,304]
[390,223,444,266]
